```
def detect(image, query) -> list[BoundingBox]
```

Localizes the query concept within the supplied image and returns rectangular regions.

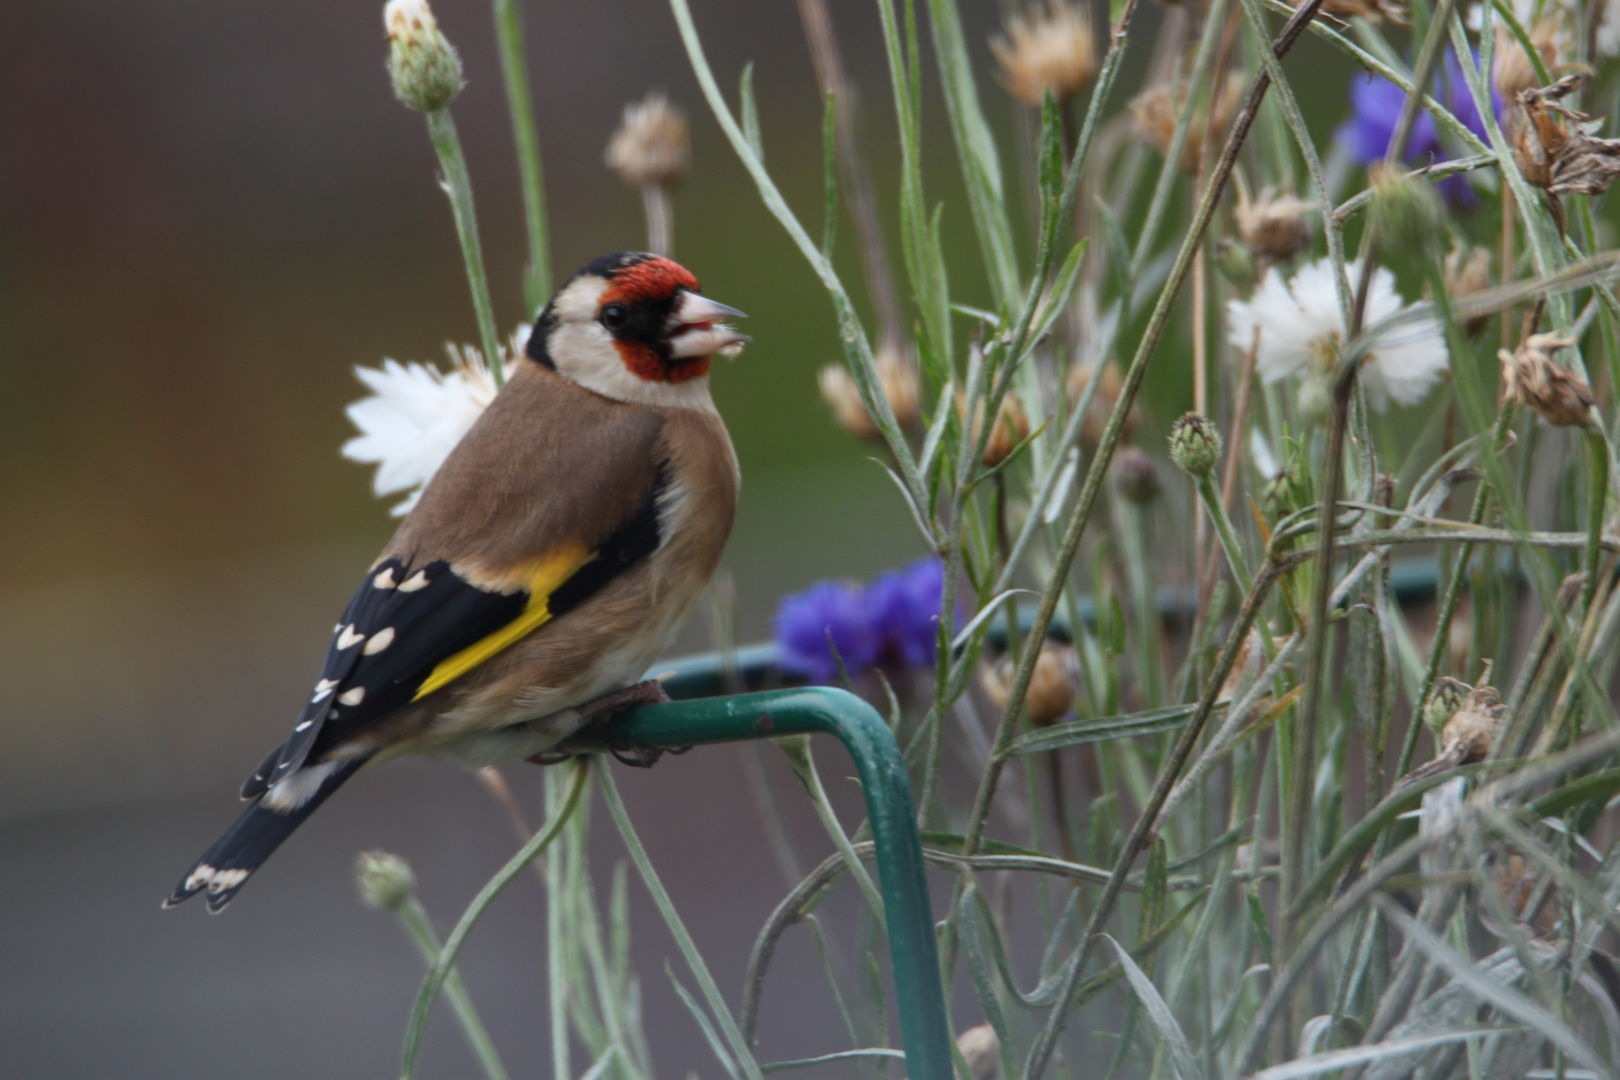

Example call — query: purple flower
[773,557,946,685]
[864,557,945,667]
[1338,50,1502,204]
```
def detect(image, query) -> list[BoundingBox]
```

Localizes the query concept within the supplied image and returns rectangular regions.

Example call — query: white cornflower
[342,335,522,516]
[1226,257,1449,412]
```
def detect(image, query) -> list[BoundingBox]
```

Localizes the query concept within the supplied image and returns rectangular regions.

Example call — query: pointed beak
[668,291,751,359]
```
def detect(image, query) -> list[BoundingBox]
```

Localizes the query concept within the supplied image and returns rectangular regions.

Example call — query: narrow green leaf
[665,963,743,1080]
[1139,840,1168,943]
[760,1050,907,1074]
[1038,89,1063,210]
[1248,893,1274,970]
[1103,934,1207,1080]
[738,62,763,164]
[1250,1029,1521,1080]
[1107,594,1128,656]
[1096,196,1134,300]
[1376,898,1613,1080]
[956,886,1015,1067]
[1530,767,1620,819]
[919,832,1049,859]
[1000,703,1205,758]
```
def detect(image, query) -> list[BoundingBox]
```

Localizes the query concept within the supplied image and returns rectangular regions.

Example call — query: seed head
[1130,73,1246,173]
[1500,332,1596,429]
[957,1024,1002,1080]
[1493,15,1567,103]
[606,91,690,188]
[981,645,1075,725]
[1169,412,1221,478]
[1235,186,1313,266]
[356,849,416,910]
[1441,681,1505,765]
[818,348,920,441]
[384,0,463,113]
[991,0,1097,106]
[1114,446,1162,504]
[1065,359,1134,444]
[1511,74,1620,196]
[957,391,1031,468]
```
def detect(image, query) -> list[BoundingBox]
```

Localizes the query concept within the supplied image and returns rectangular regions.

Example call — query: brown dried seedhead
[1500,332,1596,429]
[1129,72,1246,174]
[1317,0,1408,25]
[1236,186,1314,267]
[818,348,921,442]
[1511,74,1620,196]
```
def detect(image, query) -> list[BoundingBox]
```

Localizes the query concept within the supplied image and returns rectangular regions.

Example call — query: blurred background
[0,0,1361,1075]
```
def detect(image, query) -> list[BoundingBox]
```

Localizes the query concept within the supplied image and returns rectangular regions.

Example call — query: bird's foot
[526,680,684,768]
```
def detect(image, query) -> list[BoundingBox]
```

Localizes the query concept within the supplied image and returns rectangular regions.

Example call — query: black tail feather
[166,757,369,913]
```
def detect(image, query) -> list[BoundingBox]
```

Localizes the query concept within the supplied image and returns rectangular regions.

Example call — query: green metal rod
[561,687,953,1080]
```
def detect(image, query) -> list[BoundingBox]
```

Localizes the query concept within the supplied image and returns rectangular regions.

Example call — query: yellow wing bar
[411,544,596,701]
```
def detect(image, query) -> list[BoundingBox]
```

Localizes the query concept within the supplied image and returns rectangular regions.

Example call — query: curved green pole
[565,686,954,1080]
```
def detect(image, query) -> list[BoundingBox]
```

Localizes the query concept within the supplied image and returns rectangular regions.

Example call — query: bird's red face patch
[601,257,710,383]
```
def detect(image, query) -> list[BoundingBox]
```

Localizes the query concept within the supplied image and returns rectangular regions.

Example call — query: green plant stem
[491,0,551,313]
[394,897,511,1080]
[402,757,587,1079]
[1583,429,1608,617]
[598,758,766,1080]
[776,735,886,929]
[545,772,573,1080]
[1195,473,1255,596]
[1279,366,1354,962]
[425,109,507,388]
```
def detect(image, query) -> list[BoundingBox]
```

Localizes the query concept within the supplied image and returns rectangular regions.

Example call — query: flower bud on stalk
[981,645,1075,725]
[1169,412,1221,478]
[607,92,689,256]
[1500,332,1597,429]
[356,849,416,910]
[1113,446,1162,504]
[818,349,920,442]
[1235,187,1313,267]
[1367,162,1442,254]
[957,1024,1001,1080]
[956,391,1030,468]
[990,0,1096,106]
[384,0,463,113]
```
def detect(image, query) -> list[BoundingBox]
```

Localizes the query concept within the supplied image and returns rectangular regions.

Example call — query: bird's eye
[600,303,629,331]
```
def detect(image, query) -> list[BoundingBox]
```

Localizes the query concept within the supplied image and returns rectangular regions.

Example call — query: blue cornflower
[773,557,945,684]
[1338,50,1502,204]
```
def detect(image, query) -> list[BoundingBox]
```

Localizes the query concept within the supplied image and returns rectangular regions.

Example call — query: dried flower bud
[956,391,1031,467]
[1169,412,1221,478]
[384,0,463,113]
[818,350,921,442]
[981,645,1075,724]
[1236,187,1313,266]
[356,849,416,910]
[1114,446,1162,504]
[1065,360,1133,444]
[1511,74,1620,196]
[1493,16,1567,103]
[1129,73,1246,173]
[1500,332,1596,428]
[1368,162,1443,253]
[957,1024,1001,1080]
[1441,682,1505,764]
[1442,242,1493,335]
[990,0,1096,106]
[606,91,690,188]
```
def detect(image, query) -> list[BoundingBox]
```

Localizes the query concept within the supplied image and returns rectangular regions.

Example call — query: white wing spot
[336,625,366,649]
[338,686,366,706]
[294,720,313,732]
[363,627,396,654]
[207,868,249,893]
[399,569,430,592]
[373,567,398,589]
[311,686,334,704]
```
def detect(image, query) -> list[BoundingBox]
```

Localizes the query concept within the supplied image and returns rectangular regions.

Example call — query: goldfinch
[168,252,746,912]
